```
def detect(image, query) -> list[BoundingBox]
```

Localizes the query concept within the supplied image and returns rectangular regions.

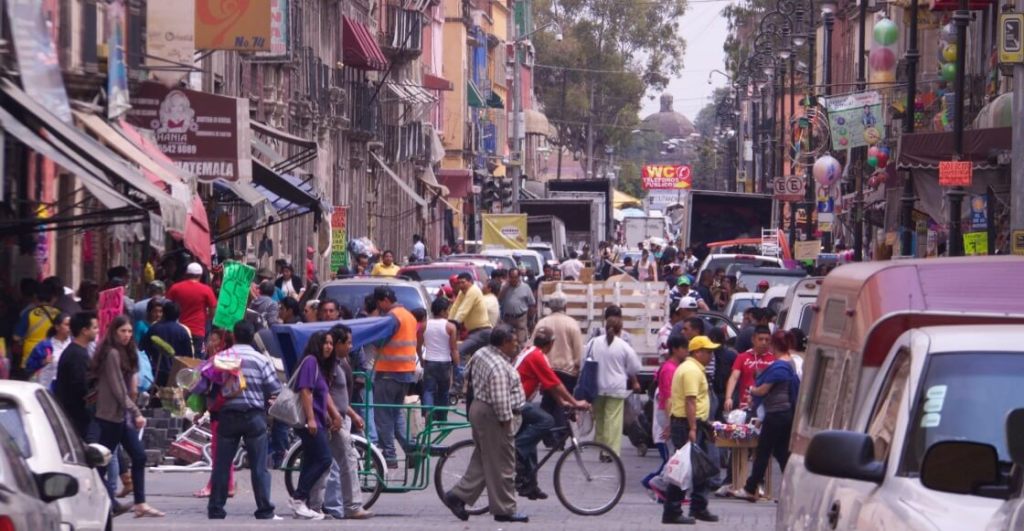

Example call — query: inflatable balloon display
[869,16,899,84]
[813,155,843,186]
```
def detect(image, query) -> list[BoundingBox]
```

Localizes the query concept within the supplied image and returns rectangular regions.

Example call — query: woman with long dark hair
[288,331,343,520]
[91,315,164,518]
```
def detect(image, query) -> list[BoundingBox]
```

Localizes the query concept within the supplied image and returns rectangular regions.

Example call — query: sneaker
[714,485,734,498]
[290,499,324,520]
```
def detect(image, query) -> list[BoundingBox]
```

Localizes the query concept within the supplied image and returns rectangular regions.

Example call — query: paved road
[119,435,777,531]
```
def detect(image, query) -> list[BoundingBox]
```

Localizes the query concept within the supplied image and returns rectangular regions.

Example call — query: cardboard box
[167,356,204,389]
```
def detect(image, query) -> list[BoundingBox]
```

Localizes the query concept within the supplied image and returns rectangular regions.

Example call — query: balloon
[836,116,846,125]
[839,137,849,146]
[873,18,899,46]
[940,23,956,43]
[870,69,896,83]
[867,155,878,168]
[941,63,956,82]
[943,44,958,63]
[869,47,897,71]
[813,155,843,186]
[867,146,880,158]
[876,150,889,168]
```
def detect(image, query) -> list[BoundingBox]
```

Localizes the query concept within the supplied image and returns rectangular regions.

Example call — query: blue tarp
[271,316,397,376]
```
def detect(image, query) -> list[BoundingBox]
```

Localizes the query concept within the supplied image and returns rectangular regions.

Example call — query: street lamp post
[900,0,921,256]
[803,4,817,243]
[853,0,869,261]
[949,0,970,256]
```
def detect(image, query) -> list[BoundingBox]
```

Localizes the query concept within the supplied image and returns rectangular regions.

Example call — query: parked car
[527,243,559,267]
[757,284,790,315]
[775,277,822,335]
[696,253,784,282]
[481,249,545,278]
[724,292,763,325]
[315,276,431,317]
[0,423,78,531]
[733,266,807,293]
[447,253,516,272]
[396,262,487,301]
[987,408,1024,531]
[0,381,112,531]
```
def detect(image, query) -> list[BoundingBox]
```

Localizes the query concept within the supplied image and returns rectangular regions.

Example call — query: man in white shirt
[411,234,426,263]
[558,250,584,280]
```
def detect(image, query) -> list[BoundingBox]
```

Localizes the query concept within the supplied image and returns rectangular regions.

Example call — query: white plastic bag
[661,442,693,489]
[623,393,643,427]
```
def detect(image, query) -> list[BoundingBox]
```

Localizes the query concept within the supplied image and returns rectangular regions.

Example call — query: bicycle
[433,407,626,516]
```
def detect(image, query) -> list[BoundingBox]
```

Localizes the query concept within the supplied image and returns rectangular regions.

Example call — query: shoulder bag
[269,357,319,427]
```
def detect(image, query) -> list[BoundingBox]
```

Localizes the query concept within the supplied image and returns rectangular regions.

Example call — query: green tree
[616,161,645,200]
[531,0,689,178]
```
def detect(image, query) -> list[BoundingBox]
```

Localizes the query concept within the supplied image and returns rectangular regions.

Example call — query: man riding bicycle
[513,326,589,500]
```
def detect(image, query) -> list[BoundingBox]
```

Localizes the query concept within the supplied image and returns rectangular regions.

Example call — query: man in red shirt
[514,326,588,500]
[724,325,775,412]
[166,262,217,358]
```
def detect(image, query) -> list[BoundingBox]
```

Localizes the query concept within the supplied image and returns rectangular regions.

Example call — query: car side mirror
[920,440,999,495]
[805,431,885,483]
[85,443,112,468]
[36,472,79,503]
[1007,408,1024,466]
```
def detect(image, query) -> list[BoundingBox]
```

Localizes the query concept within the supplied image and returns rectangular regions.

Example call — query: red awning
[343,17,388,71]
[437,169,472,199]
[897,126,1011,171]
[423,73,454,91]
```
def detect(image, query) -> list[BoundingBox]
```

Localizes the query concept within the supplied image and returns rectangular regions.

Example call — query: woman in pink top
[644,333,689,494]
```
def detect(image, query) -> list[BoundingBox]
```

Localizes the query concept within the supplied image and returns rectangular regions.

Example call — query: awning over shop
[897,126,1012,171]
[216,179,275,223]
[418,165,450,195]
[251,120,318,174]
[370,152,428,207]
[468,82,486,108]
[342,16,389,71]
[437,169,472,199]
[386,82,437,105]
[252,160,324,217]
[525,109,557,138]
[423,74,454,91]
[613,189,641,209]
[0,79,186,234]
[972,92,1013,129]
[486,92,505,109]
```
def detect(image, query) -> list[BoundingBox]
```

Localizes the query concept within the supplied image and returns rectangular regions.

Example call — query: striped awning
[343,17,388,71]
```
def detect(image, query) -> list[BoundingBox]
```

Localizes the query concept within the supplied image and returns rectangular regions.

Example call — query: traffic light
[481,180,500,212]
[499,179,513,211]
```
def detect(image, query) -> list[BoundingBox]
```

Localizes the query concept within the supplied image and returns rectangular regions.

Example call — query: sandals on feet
[134,504,166,518]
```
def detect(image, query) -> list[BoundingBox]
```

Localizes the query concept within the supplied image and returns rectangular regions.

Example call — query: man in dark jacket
[140,300,194,386]
[55,312,98,439]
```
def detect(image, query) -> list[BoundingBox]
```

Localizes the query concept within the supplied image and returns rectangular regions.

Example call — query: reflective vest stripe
[376,306,418,373]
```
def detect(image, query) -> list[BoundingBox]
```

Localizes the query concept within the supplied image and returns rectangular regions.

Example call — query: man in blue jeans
[371,287,418,469]
[513,326,589,499]
[194,322,282,520]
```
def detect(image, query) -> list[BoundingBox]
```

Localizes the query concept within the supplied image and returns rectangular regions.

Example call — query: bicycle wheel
[553,441,625,516]
[433,440,489,516]
[283,438,386,510]
[283,443,302,499]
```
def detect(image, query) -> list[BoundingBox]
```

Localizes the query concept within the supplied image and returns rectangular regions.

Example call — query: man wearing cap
[166,263,217,358]
[512,326,589,500]
[662,335,721,525]
[755,280,770,294]
[668,276,710,312]
[373,286,418,469]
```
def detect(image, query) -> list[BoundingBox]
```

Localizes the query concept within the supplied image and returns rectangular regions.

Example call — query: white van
[775,277,821,335]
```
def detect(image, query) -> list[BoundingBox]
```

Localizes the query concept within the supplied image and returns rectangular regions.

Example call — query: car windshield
[707,257,781,274]
[531,247,555,263]
[399,267,468,282]
[0,399,31,458]
[797,305,814,334]
[479,254,517,270]
[901,351,1024,475]
[735,272,805,292]
[513,254,541,276]
[729,297,758,319]
[320,284,426,316]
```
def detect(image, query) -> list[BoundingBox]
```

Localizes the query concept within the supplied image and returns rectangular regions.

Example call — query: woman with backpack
[91,315,164,518]
[193,329,236,498]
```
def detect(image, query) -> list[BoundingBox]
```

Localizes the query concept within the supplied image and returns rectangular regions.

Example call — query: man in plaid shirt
[442,324,529,523]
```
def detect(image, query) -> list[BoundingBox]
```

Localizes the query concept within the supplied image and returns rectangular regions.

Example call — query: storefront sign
[97,287,125,338]
[127,82,251,183]
[330,207,349,272]
[6,0,71,122]
[253,0,290,60]
[145,1,195,86]
[938,160,972,186]
[998,12,1023,65]
[482,213,527,249]
[195,0,272,51]
[641,165,692,190]
[107,0,131,119]
[212,261,255,330]
[824,91,884,151]
[963,232,988,256]
[794,240,821,261]
[969,195,988,230]
[645,189,687,211]
[1010,230,1024,256]
[772,175,805,202]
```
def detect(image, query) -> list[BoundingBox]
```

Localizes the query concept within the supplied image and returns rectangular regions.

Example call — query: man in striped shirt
[193,321,282,520]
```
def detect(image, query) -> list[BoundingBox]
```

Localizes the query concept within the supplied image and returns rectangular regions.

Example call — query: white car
[724,292,763,325]
[0,423,78,531]
[0,381,112,531]
[776,277,822,335]
[481,248,545,278]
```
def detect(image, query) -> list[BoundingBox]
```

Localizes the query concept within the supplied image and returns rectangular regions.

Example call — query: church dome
[640,94,696,139]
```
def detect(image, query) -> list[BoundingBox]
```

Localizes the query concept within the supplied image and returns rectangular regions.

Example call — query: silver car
[0,381,112,531]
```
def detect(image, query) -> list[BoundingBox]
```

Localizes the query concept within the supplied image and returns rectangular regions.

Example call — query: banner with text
[253,0,289,60]
[212,261,256,330]
[98,287,125,339]
[482,213,528,250]
[641,165,692,190]
[146,1,195,86]
[824,91,885,150]
[195,0,271,51]
[330,207,349,272]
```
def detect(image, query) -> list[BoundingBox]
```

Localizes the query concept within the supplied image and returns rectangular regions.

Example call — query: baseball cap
[148,280,166,292]
[676,275,692,286]
[679,296,699,310]
[186,262,203,276]
[688,336,721,351]
[757,280,770,289]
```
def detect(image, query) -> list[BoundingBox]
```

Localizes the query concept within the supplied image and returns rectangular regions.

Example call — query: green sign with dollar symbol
[213,261,256,330]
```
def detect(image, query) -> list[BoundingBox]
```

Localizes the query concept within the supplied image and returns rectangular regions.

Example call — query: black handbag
[573,341,598,403]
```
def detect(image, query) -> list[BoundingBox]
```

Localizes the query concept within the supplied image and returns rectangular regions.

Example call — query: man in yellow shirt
[663,335,720,525]
[370,250,401,277]
[448,272,492,362]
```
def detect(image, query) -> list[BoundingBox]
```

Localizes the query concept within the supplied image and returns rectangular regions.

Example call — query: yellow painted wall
[442,0,468,167]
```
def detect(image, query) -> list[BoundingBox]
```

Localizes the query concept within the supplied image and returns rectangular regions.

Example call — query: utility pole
[510,0,522,212]
[853,0,868,261]
[949,0,969,256]
[556,70,567,180]
[1013,0,1024,242]
[804,5,817,242]
[822,6,834,252]
[901,0,921,256]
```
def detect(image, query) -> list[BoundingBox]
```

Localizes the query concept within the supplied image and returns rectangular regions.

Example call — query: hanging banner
[107,0,131,120]
[794,240,821,261]
[195,0,272,51]
[824,91,885,151]
[938,160,972,187]
[145,0,195,87]
[126,82,251,183]
[5,0,71,123]
[212,261,256,330]
[482,213,528,249]
[969,195,988,230]
[330,207,349,272]
[253,0,290,60]
[641,165,692,190]
[97,287,125,339]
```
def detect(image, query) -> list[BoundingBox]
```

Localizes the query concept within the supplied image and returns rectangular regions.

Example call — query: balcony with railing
[379,3,423,62]
[347,81,380,140]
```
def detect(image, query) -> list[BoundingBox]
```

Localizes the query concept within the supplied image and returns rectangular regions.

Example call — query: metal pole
[822,12,834,252]
[804,5,817,242]
[778,61,786,181]
[556,70,567,180]
[853,0,868,261]
[949,0,969,256]
[760,88,768,193]
[900,0,920,256]
[510,2,522,213]
[1015,0,1024,242]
